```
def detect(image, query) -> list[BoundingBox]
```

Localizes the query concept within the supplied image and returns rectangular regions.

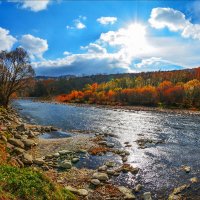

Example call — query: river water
[13,99,200,199]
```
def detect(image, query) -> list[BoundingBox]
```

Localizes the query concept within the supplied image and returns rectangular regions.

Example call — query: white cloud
[182,23,200,40]
[66,16,86,30]
[81,43,107,54]
[149,7,200,40]
[97,17,117,25]
[149,8,188,31]
[135,57,183,71]
[33,53,133,76]
[20,34,48,59]
[75,21,86,29]
[63,51,71,56]
[0,27,17,51]
[8,0,50,12]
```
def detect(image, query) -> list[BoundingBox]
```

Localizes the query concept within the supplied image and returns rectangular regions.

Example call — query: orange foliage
[55,78,200,109]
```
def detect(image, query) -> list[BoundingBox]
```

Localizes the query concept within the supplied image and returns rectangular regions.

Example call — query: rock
[107,169,115,175]
[58,150,71,155]
[14,133,23,139]
[16,124,26,132]
[172,184,189,195]
[182,166,191,173]
[22,139,35,148]
[13,147,25,155]
[53,152,60,157]
[122,156,128,162]
[16,158,24,168]
[28,131,35,138]
[33,158,45,165]
[72,157,79,163]
[124,142,129,144]
[0,126,7,131]
[77,149,87,154]
[45,154,53,159]
[124,150,130,155]
[65,186,78,194]
[118,186,136,199]
[8,138,24,148]
[1,135,7,142]
[98,165,107,171]
[98,141,107,145]
[51,126,58,131]
[106,143,115,148]
[105,161,116,167]
[22,153,33,164]
[77,189,88,196]
[59,160,72,169]
[143,192,152,200]
[190,177,198,183]
[91,179,101,186]
[42,165,50,171]
[92,172,109,181]
[134,184,142,192]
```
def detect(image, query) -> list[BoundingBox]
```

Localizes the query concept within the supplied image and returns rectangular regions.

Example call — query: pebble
[77,189,88,196]
[72,157,80,163]
[143,192,152,200]
[91,179,101,186]
[92,172,109,181]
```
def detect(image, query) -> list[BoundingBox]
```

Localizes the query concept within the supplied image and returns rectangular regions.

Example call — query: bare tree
[0,48,35,107]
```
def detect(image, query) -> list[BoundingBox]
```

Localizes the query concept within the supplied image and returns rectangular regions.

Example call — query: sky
[1,0,200,76]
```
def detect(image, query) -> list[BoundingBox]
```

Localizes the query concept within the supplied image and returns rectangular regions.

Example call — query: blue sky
[1,0,200,76]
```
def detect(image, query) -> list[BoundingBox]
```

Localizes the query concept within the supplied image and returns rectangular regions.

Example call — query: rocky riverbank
[0,105,199,200]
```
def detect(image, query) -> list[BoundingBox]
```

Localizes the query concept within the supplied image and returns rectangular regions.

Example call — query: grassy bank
[0,165,75,200]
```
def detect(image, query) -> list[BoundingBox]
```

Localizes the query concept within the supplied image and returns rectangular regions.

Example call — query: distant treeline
[25,67,200,109]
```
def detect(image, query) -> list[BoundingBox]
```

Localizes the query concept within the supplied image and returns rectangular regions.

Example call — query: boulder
[134,184,142,192]
[98,165,107,171]
[122,156,128,162]
[92,172,109,181]
[1,135,7,142]
[106,143,115,148]
[14,133,22,139]
[182,166,191,173]
[22,153,33,164]
[58,150,71,155]
[33,158,45,165]
[13,147,25,155]
[105,161,116,167]
[53,152,60,157]
[16,124,26,132]
[22,139,35,148]
[190,177,198,183]
[118,186,136,199]
[28,131,35,138]
[98,141,107,145]
[77,189,88,196]
[107,169,115,175]
[59,160,72,169]
[65,186,78,194]
[91,179,101,186]
[8,138,24,148]
[72,157,79,163]
[143,192,152,200]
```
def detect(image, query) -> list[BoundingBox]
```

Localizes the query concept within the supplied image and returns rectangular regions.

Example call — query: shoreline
[23,97,200,115]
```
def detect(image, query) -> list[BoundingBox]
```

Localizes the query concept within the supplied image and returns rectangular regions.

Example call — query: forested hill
[27,67,199,98]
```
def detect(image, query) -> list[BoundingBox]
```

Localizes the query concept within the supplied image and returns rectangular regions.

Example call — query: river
[13,99,200,199]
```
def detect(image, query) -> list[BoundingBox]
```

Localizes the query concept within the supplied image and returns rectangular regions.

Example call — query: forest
[27,67,200,109]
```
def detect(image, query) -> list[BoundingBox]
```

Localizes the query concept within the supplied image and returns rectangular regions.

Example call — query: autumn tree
[0,48,35,107]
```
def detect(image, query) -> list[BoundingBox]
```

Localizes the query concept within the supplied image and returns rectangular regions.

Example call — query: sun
[121,23,151,57]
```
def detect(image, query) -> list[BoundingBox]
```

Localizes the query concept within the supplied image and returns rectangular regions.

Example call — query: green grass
[0,165,76,200]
